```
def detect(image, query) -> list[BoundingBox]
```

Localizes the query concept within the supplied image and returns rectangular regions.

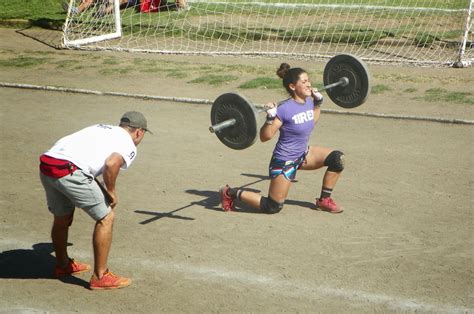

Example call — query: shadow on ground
[0,242,89,288]
[134,173,318,223]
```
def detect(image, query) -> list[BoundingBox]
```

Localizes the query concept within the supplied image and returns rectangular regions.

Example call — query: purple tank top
[272,97,315,160]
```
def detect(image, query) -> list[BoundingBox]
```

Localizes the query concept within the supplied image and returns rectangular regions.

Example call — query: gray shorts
[39,169,111,221]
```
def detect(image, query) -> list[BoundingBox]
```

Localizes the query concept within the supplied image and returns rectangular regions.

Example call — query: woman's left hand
[311,88,324,106]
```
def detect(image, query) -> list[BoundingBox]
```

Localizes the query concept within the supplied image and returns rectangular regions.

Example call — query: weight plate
[323,54,371,108]
[210,93,258,150]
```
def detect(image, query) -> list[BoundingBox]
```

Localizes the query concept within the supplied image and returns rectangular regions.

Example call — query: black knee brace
[324,150,345,172]
[260,196,284,214]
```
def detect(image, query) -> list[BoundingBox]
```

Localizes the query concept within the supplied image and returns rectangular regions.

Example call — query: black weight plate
[210,93,258,150]
[323,54,371,108]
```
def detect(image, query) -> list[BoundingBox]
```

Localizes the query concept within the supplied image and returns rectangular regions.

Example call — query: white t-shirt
[45,124,137,177]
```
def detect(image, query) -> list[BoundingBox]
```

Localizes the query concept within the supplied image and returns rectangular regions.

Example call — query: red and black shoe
[219,185,235,212]
[316,197,343,214]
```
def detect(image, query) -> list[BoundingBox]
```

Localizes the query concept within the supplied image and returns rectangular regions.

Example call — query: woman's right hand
[264,102,277,119]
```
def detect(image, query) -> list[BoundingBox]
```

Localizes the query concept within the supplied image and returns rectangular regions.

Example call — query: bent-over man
[39,111,151,290]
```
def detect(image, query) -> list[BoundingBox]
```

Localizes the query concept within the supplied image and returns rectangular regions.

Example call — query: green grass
[414,33,439,48]
[0,0,465,46]
[0,55,51,67]
[99,66,136,75]
[0,0,62,19]
[239,77,281,90]
[1,1,467,24]
[0,0,64,28]
[0,0,467,50]
[371,84,393,94]
[189,74,239,86]
[163,69,189,79]
[130,22,448,48]
[1,49,472,99]
[375,73,433,83]
[103,58,121,65]
[53,59,81,69]
[201,0,466,8]
[419,88,474,105]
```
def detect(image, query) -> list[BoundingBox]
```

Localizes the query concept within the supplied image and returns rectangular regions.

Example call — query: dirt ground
[0,27,473,313]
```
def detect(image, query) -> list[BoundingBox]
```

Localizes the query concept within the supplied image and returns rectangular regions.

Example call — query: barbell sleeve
[320,77,349,91]
[209,118,236,133]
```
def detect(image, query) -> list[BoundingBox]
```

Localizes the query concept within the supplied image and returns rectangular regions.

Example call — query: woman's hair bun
[276,63,291,79]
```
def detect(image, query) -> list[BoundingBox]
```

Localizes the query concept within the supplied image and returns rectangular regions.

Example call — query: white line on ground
[1,240,472,313]
[187,1,466,13]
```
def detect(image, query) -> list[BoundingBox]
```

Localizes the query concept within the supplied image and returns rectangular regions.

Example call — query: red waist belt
[39,155,78,178]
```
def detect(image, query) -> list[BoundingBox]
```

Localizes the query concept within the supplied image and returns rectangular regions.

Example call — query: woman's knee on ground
[324,150,345,172]
[260,196,284,214]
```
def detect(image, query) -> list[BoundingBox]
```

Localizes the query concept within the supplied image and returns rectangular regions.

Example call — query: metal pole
[321,77,349,91]
[209,119,236,133]
[456,0,473,67]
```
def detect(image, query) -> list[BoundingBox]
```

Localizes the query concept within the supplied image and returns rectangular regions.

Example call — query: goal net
[63,0,473,67]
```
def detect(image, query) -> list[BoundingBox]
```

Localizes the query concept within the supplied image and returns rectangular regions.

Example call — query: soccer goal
[63,0,473,67]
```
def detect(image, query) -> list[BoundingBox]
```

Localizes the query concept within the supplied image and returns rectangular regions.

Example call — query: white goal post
[62,0,473,67]
[63,0,122,46]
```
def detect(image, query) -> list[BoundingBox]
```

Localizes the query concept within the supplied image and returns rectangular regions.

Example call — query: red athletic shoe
[89,269,131,290]
[53,258,91,278]
[219,185,234,212]
[316,197,343,214]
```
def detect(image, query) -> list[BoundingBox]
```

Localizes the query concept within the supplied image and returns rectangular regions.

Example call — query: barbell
[209,54,371,150]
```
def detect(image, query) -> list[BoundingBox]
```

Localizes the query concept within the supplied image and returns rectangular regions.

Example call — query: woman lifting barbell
[219,62,345,214]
